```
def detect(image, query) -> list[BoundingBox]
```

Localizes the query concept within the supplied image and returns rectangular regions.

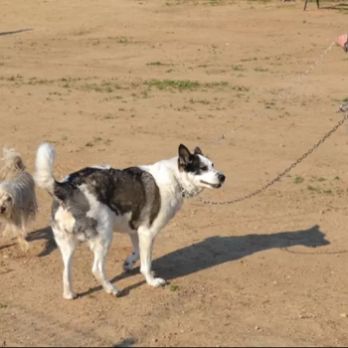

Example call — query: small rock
[340,313,348,318]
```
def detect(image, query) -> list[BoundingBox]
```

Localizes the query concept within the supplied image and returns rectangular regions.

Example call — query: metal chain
[198,113,348,206]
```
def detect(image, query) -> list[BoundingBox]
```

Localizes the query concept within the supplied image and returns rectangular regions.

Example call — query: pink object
[337,33,348,52]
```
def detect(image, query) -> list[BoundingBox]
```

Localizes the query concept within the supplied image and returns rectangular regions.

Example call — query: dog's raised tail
[35,143,56,193]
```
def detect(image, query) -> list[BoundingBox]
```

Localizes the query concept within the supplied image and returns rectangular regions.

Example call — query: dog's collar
[178,182,200,199]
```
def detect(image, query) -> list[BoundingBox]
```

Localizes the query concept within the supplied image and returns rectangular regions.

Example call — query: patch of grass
[169,284,179,292]
[231,64,245,71]
[72,28,93,36]
[307,185,321,193]
[144,79,200,91]
[264,101,276,109]
[0,303,8,309]
[205,81,229,89]
[146,61,172,66]
[293,176,304,184]
[144,79,233,92]
[141,90,149,98]
[231,84,249,92]
[102,113,118,120]
[80,81,122,93]
[310,176,329,183]
[189,98,210,105]
[207,0,224,4]
[165,0,231,5]
[85,136,112,147]
[108,36,131,44]
[247,0,272,2]
[254,67,269,72]
[301,175,344,196]
[240,57,258,62]
[2,74,23,82]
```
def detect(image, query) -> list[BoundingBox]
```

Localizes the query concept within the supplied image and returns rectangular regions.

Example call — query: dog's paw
[148,277,166,288]
[110,288,120,297]
[104,284,120,297]
[123,252,139,272]
[123,260,134,272]
[63,291,77,300]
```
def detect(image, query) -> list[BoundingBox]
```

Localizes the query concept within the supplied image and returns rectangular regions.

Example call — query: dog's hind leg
[54,229,77,300]
[138,226,166,287]
[88,234,120,297]
[123,232,140,272]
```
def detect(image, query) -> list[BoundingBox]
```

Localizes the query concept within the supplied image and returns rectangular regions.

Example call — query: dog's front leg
[138,227,166,287]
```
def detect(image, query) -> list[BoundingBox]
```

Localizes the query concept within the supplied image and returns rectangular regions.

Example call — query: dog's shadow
[79,224,329,298]
[0,28,32,36]
[27,227,57,257]
[152,224,329,280]
[320,3,348,10]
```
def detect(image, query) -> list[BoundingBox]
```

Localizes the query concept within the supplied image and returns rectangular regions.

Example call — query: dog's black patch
[185,155,204,175]
[178,144,205,175]
[54,166,161,230]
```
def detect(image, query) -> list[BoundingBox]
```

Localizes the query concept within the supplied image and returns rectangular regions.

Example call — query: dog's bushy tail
[34,143,56,193]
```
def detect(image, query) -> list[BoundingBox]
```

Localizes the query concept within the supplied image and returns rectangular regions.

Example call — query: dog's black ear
[178,144,192,170]
[194,146,203,155]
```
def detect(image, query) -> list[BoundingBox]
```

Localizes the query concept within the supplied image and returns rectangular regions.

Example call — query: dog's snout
[218,173,226,183]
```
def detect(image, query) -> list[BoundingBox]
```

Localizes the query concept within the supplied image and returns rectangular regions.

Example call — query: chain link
[198,113,348,206]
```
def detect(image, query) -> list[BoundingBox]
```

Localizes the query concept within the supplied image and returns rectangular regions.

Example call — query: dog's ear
[14,156,25,170]
[194,146,203,156]
[178,144,192,170]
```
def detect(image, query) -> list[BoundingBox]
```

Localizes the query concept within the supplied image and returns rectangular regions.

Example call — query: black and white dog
[35,143,225,299]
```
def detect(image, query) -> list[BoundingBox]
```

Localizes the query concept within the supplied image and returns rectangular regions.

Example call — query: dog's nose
[218,173,226,183]
[0,206,5,214]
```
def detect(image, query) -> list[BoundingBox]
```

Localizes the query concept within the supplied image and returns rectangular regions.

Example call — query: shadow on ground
[0,29,32,36]
[320,2,348,11]
[27,227,57,257]
[73,224,329,298]
[153,224,329,279]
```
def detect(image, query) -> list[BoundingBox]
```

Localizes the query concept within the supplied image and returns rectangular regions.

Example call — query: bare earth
[1,0,348,346]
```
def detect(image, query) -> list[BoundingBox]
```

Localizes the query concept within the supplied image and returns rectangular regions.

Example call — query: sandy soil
[1,0,348,346]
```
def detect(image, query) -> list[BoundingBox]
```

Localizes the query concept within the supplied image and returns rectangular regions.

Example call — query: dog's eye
[200,166,208,171]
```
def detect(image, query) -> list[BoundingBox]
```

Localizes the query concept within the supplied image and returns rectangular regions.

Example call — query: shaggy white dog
[0,148,37,251]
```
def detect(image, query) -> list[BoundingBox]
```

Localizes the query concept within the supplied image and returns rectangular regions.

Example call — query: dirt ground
[1,0,348,346]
